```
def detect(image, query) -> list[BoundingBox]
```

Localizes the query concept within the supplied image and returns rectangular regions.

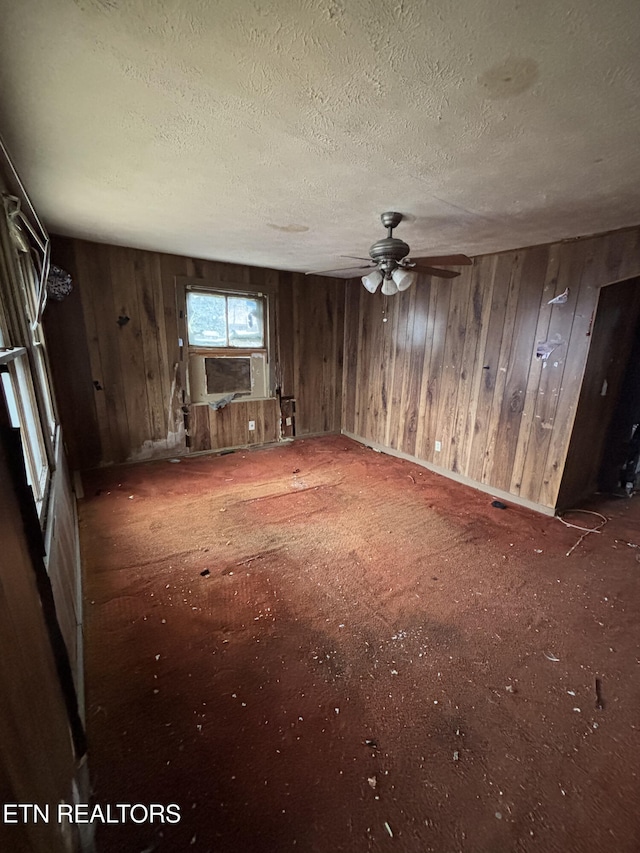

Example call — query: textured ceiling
[0,0,639,275]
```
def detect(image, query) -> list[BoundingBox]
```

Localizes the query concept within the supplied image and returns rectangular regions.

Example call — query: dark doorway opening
[599,301,640,494]
[557,277,640,509]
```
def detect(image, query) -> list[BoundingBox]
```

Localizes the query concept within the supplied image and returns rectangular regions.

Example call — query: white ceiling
[1,0,639,275]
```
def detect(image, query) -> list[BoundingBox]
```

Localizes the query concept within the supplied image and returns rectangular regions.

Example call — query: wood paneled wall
[0,432,78,853]
[46,442,82,687]
[343,226,640,510]
[46,238,344,468]
[48,227,640,510]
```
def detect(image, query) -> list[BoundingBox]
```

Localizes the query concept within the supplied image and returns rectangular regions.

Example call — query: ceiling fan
[308,211,472,295]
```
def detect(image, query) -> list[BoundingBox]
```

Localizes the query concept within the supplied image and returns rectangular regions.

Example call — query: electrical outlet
[248,420,256,431]
[435,440,442,452]
[286,417,292,426]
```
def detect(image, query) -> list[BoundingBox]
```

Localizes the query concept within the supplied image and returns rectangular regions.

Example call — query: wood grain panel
[489,247,548,492]
[135,250,171,444]
[200,398,279,451]
[48,226,640,509]
[0,433,78,853]
[345,226,640,510]
[46,447,80,684]
[480,251,524,487]
[458,257,498,476]
[77,240,131,463]
[47,238,344,467]
[466,254,512,484]
[276,270,295,397]
[341,282,359,436]
[418,279,451,462]
[509,245,561,496]
[387,287,413,449]
[402,284,429,456]
[110,246,155,454]
[291,275,344,436]
[436,269,471,469]
[41,242,101,471]
[518,242,586,504]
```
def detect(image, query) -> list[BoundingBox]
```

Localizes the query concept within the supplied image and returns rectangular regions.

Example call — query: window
[187,291,265,349]
[0,347,51,518]
[1,192,57,523]
[183,286,271,404]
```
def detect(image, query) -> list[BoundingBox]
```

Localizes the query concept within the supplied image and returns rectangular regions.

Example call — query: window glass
[228,296,264,348]
[187,291,265,349]
[1,356,49,515]
[187,292,227,347]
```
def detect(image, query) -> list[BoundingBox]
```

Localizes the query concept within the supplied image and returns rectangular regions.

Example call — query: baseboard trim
[341,430,556,517]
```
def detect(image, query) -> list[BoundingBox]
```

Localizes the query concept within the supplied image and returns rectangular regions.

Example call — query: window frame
[1,186,58,528]
[176,278,276,404]
[186,288,266,351]
[0,347,53,520]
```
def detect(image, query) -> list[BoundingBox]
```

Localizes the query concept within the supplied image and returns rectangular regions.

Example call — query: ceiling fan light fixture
[391,267,417,292]
[362,270,383,293]
[381,277,399,296]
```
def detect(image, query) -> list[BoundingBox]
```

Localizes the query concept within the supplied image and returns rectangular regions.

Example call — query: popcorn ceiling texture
[0,0,638,270]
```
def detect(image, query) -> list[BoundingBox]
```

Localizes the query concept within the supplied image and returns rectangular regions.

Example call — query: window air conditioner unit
[189,353,268,404]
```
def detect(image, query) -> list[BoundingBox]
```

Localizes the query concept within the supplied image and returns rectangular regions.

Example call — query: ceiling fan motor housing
[369,211,410,276]
[369,237,411,263]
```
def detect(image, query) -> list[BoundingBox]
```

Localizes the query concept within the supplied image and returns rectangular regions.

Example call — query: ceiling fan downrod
[369,211,411,276]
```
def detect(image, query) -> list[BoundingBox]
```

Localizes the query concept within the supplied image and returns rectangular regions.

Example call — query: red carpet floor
[79,435,640,852]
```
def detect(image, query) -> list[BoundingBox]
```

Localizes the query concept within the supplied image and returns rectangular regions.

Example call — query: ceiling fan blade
[341,255,374,262]
[411,254,473,266]
[305,264,373,277]
[413,266,460,279]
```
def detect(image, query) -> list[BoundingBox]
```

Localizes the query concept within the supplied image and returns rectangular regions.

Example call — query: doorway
[557,276,640,508]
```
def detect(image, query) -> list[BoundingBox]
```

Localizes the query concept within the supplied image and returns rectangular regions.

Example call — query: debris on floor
[79,434,640,853]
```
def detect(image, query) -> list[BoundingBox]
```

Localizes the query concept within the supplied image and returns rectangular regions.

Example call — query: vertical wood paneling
[75,241,130,463]
[437,269,471,470]
[419,280,451,462]
[448,267,478,472]
[41,243,102,471]
[48,226,640,508]
[276,270,295,397]
[466,254,511,483]
[459,257,497,476]
[332,282,345,432]
[402,285,429,456]
[47,238,344,467]
[378,294,394,444]
[480,251,524,487]
[203,398,279,450]
[341,282,359,435]
[413,280,438,458]
[0,437,78,853]
[490,247,547,492]
[519,242,587,503]
[109,246,155,454]
[509,245,561,496]
[46,451,80,682]
[135,250,171,445]
[343,226,640,510]
[290,275,345,436]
